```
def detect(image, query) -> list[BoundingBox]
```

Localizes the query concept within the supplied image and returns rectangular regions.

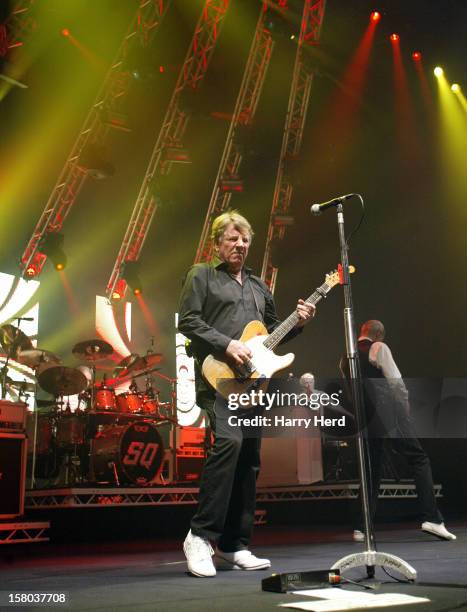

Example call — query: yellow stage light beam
[451,85,467,114]
[435,71,467,210]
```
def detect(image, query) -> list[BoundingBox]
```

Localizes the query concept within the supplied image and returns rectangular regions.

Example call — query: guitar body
[202,320,295,399]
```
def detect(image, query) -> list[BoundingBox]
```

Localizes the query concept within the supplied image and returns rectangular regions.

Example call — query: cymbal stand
[90,365,97,408]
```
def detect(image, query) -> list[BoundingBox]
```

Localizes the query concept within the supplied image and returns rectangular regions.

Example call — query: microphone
[310,193,355,216]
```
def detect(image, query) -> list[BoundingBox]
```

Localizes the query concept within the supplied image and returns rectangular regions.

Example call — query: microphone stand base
[331,550,417,581]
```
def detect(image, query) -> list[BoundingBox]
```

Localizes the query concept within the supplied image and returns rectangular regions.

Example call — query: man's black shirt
[178,257,288,363]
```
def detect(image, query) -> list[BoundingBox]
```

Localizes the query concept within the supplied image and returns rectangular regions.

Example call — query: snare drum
[91,421,164,485]
[95,388,116,411]
[116,392,143,414]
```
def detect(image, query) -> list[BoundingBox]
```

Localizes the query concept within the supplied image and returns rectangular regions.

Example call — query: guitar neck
[263,282,330,350]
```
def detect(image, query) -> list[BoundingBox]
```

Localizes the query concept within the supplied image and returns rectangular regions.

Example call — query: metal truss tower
[261,0,326,293]
[107,0,230,301]
[194,1,285,264]
[19,0,171,279]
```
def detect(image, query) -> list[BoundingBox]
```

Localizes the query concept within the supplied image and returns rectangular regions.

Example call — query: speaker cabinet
[0,433,27,519]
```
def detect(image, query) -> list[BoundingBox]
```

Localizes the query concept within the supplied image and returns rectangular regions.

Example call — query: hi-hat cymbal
[37,365,87,396]
[16,348,61,369]
[0,324,33,357]
[72,339,114,362]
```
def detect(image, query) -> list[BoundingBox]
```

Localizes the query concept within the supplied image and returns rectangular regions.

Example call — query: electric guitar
[202,267,355,399]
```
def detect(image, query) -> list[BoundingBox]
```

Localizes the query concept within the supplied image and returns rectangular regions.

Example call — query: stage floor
[1,524,466,611]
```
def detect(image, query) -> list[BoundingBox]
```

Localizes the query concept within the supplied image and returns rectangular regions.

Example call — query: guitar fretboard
[263,282,331,351]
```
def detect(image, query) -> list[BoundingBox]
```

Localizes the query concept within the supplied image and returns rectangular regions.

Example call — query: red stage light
[159,65,165,73]
[370,11,381,22]
[25,265,36,277]
[62,28,70,37]
[133,287,142,295]
[412,51,422,61]
[112,291,122,300]
[390,33,399,43]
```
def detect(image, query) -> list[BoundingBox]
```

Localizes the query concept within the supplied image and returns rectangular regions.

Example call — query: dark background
[1,0,466,386]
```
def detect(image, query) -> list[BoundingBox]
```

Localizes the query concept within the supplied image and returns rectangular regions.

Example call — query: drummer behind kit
[1,325,176,486]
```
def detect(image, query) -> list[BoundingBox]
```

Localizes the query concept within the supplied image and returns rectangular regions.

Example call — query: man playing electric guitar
[178,210,315,577]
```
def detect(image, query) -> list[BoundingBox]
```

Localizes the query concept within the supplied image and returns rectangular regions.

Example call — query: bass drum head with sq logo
[91,421,164,485]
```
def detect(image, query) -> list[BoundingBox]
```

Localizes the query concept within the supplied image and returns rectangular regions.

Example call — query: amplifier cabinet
[0,400,27,432]
[0,433,27,519]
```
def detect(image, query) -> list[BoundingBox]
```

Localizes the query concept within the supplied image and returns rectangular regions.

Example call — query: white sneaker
[421,522,457,541]
[183,530,216,577]
[353,530,365,542]
[215,549,271,570]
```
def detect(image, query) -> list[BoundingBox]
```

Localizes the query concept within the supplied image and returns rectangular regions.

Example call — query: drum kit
[1,323,176,487]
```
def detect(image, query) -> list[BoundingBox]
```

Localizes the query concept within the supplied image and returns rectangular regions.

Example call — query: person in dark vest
[347,320,455,541]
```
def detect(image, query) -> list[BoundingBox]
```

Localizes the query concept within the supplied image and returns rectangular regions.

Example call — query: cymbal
[37,365,87,396]
[131,353,163,373]
[5,378,36,393]
[113,353,140,378]
[0,324,33,357]
[72,339,113,362]
[16,348,61,369]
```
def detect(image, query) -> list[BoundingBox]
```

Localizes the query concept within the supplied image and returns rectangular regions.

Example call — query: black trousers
[357,413,443,530]
[190,393,262,552]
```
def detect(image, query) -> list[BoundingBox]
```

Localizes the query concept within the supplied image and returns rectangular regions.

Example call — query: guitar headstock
[325,265,355,288]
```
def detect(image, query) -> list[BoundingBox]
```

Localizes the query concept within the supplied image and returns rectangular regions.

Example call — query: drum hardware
[72,339,114,362]
[53,448,84,486]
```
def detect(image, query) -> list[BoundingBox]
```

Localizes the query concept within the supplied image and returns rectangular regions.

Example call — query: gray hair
[211,210,254,245]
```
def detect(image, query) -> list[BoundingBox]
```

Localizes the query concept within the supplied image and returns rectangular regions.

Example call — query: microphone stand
[330,202,416,581]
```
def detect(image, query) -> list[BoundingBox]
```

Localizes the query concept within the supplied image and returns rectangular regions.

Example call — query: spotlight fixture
[451,83,460,93]
[61,28,70,37]
[219,174,243,193]
[25,265,37,278]
[121,261,143,295]
[434,66,443,77]
[112,291,122,301]
[412,52,422,61]
[370,11,381,22]
[79,143,115,180]
[390,33,399,42]
[39,232,67,271]
[273,215,294,227]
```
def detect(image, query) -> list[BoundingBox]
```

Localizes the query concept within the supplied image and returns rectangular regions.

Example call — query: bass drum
[91,421,164,485]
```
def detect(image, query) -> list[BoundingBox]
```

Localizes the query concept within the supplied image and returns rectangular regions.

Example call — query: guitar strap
[247,277,262,320]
